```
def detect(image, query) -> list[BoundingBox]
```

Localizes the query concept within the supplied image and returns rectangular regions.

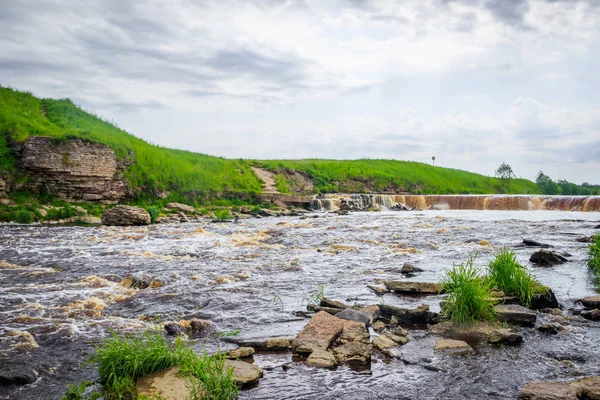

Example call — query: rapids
[1,209,599,399]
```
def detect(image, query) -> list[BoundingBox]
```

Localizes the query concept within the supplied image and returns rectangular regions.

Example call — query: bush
[14,208,34,224]
[442,256,496,324]
[588,235,600,291]
[214,209,232,221]
[46,205,79,220]
[487,247,545,307]
[147,206,160,224]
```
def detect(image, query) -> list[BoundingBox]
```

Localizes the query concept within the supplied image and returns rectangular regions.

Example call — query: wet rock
[379,304,439,325]
[312,306,343,315]
[522,239,552,248]
[487,328,523,346]
[372,321,386,332]
[120,275,163,290]
[571,376,600,399]
[179,213,189,223]
[227,347,255,359]
[332,341,371,364]
[337,320,370,344]
[372,334,400,358]
[581,309,600,321]
[292,311,344,354]
[519,381,579,400]
[224,359,263,387]
[429,321,495,342]
[582,295,600,309]
[101,205,151,226]
[367,285,389,295]
[576,236,595,243]
[390,203,411,211]
[391,326,409,337]
[401,263,424,274]
[530,249,568,266]
[166,202,195,213]
[386,333,409,345]
[495,304,537,326]
[335,309,371,326]
[382,281,444,294]
[0,367,38,386]
[189,318,216,337]
[265,338,293,350]
[434,339,473,355]
[258,208,278,217]
[530,287,559,310]
[164,323,186,336]
[320,297,349,310]
[355,305,381,324]
[537,323,562,335]
[306,349,337,368]
[137,367,192,400]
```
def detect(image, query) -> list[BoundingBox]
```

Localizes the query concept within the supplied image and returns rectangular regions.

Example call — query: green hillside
[260,159,539,195]
[0,87,262,201]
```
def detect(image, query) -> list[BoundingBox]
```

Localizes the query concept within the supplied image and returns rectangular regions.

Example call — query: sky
[1,0,599,184]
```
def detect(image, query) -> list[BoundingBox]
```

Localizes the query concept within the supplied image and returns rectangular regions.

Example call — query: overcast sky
[2,0,599,184]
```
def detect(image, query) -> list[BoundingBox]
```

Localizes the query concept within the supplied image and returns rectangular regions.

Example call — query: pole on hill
[432,156,435,167]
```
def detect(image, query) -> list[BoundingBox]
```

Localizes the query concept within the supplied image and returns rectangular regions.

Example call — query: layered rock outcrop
[102,205,150,226]
[18,136,131,201]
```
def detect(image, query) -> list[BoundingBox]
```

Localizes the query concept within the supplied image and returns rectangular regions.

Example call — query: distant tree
[536,171,562,195]
[495,162,516,193]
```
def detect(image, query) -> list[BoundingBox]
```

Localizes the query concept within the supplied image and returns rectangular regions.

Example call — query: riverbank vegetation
[588,235,600,291]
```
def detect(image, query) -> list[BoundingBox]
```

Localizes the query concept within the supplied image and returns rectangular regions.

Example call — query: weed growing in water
[442,255,496,324]
[302,284,325,310]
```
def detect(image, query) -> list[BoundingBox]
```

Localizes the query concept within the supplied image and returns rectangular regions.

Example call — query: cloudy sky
[2,0,599,184]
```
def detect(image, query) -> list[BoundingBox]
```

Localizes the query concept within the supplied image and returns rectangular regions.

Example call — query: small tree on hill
[495,162,516,193]
[536,171,562,195]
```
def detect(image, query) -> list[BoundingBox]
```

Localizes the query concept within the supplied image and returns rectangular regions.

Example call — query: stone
[391,326,409,337]
[537,323,562,335]
[320,297,349,309]
[166,202,195,213]
[379,304,439,325]
[137,367,193,400]
[292,311,344,354]
[332,341,371,364]
[386,334,409,345]
[570,376,600,399]
[429,321,495,342]
[582,295,600,309]
[487,328,523,346]
[522,239,551,248]
[519,381,580,400]
[581,309,600,321]
[224,359,263,387]
[101,205,150,226]
[576,236,595,243]
[434,339,473,355]
[227,347,255,359]
[119,275,162,290]
[77,215,102,224]
[188,319,216,337]
[367,285,389,295]
[306,349,337,368]
[530,250,568,266]
[401,263,424,274]
[335,309,371,326]
[0,367,38,386]
[37,208,47,217]
[355,305,381,324]
[530,287,559,310]
[312,306,343,315]
[337,320,370,344]
[372,321,386,332]
[164,323,186,336]
[495,304,537,326]
[265,338,293,350]
[382,281,444,294]
[372,334,399,357]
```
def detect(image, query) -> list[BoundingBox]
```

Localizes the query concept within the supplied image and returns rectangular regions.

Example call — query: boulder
[0,178,6,198]
[188,319,216,337]
[570,376,600,399]
[530,287,559,310]
[519,381,579,400]
[382,281,444,294]
[227,347,255,359]
[434,339,473,355]
[137,367,192,400]
[401,263,424,274]
[0,367,38,386]
[522,239,551,248]
[495,304,537,326]
[306,349,336,368]
[581,309,600,321]
[386,334,409,345]
[224,359,263,387]
[379,304,439,325]
[582,295,600,309]
[487,328,523,346]
[101,205,150,226]
[292,311,344,354]
[530,250,568,266]
[335,309,371,326]
[166,202,195,213]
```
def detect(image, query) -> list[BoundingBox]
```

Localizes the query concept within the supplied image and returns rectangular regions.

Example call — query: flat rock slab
[137,367,193,400]
[372,334,400,358]
[495,304,537,326]
[530,249,568,266]
[434,339,473,355]
[429,321,495,343]
[227,347,255,359]
[335,309,371,326]
[582,295,600,309]
[166,202,195,213]
[306,349,336,368]
[519,381,579,400]
[487,328,523,346]
[379,304,438,324]
[265,338,293,350]
[224,360,263,387]
[320,297,349,309]
[383,281,444,294]
[292,311,344,354]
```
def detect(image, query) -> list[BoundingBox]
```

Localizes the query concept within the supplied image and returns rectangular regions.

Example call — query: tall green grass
[442,256,496,324]
[588,235,600,291]
[487,247,546,308]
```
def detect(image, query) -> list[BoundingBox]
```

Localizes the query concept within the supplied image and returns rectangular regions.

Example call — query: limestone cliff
[16,136,131,201]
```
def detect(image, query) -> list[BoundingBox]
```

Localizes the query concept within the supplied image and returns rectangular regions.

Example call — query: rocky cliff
[16,136,131,201]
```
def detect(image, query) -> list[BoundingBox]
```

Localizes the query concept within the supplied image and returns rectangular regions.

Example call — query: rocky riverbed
[0,210,599,399]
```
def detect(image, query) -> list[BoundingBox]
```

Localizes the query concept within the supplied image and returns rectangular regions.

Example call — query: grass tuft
[588,235,600,291]
[146,206,160,224]
[14,208,34,224]
[442,255,496,324]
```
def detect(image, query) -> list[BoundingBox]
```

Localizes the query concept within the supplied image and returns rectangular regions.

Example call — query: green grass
[588,235,600,291]
[88,331,237,400]
[260,159,540,195]
[442,256,496,324]
[213,209,232,221]
[14,208,34,224]
[60,381,102,400]
[487,247,546,308]
[146,206,160,224]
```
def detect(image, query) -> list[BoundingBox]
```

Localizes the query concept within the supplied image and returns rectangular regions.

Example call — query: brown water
[1,210,599,399]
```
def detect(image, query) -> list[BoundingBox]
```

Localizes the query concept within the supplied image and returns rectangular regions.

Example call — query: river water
[1,210,599,399]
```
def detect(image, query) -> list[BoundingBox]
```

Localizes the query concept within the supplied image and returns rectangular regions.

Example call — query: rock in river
[529,249,568,266]
[487,328,523,346]
[382,280,444,294]
[0,367,38,386]
[434,339,474,356]
[495,304,537,326]
[224,359,263,387]
[401,263,424,274]
[306,349,337,368]
[379,304,439,324]
[335,309,371,326]
[101,205,151,226]
[582,295,600,309]
[227,347,255,359]
[331,319,372,364]
[581,309,600,321]
[519,381,579,400]
[292,311,344,354]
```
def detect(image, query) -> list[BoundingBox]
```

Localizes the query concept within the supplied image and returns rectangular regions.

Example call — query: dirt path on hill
[251,166,279,193]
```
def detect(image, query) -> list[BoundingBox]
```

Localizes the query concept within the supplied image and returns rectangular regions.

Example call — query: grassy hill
[1,86,542,203]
